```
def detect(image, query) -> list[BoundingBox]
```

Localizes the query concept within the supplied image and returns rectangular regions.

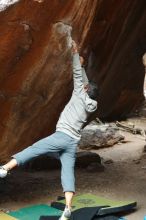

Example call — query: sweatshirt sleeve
[72,53,84,93]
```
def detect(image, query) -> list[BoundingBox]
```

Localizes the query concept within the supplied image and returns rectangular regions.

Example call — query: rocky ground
[0,114,146,220]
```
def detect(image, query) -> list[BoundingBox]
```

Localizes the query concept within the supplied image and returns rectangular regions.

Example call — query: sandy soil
[0,118,146,220]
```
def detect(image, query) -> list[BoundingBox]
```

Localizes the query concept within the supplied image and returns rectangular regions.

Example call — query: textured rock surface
[0,0,146,161]
[79,123,124,149]
[23,151,101,170]
[0,0,98,161]
[85,0,146,120]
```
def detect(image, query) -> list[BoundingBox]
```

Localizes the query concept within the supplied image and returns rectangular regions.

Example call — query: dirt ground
[0,117,146,220]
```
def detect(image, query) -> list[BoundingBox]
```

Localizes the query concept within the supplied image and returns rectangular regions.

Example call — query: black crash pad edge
[97,202,137,216]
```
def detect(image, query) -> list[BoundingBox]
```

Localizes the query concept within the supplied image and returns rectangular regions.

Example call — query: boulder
[23,151,102,170]
[0,0,146,161]
[79,124,124,150]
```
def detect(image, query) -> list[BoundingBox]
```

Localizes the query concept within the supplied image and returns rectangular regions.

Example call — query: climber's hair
[87,81,99,100]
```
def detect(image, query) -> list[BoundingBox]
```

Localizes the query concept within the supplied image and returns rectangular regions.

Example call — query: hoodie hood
[84,95,97,113]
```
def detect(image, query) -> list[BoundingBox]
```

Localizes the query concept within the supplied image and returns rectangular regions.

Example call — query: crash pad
[51,193,136,215]
[40,215,123,220]
[0,212,18,220]
[9,204,62,220]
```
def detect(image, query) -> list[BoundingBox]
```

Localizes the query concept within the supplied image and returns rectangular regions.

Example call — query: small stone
[133,159,141,164]
[104,159,114,164]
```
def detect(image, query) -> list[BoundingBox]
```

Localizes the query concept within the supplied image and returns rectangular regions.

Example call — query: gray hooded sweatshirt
[56,53,97,140]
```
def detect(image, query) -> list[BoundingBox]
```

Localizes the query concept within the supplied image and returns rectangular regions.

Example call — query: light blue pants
[13,131,79,192]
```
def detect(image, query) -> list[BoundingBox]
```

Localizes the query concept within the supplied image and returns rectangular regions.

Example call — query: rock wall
[84,0,146,119]
[0,0,146,161]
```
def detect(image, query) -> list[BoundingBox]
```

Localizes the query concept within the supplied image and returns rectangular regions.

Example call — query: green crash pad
[9,204,62,220]
[0,212,18,220]
[54,193,136,215]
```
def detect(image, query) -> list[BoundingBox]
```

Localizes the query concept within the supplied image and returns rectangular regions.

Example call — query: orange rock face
[0,0,145,161]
